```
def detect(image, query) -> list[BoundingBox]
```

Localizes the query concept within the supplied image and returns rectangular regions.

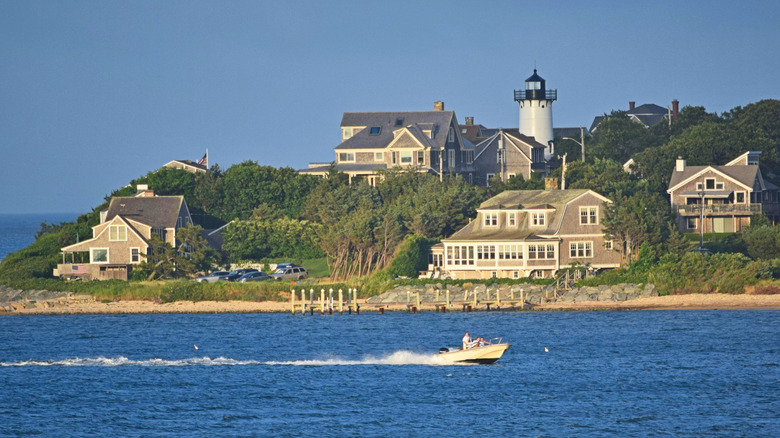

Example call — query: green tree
[588,111,657,163]
[602,191,673,265]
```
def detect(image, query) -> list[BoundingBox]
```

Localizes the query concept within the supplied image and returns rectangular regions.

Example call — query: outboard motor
[439,348,450,353]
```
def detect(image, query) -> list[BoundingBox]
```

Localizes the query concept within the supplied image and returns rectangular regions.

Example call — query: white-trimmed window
[528,244,555,260]
[486,173,495,187]
[91,248,109,264]
[696,182,703,190]
[735,191,746,203]
[446,245,474,266]
[498,244,522,260]
[400,151,413,164]
[513,271,520,279]
[716,182,724,190]
[130,248,140,263]
[448,127,455,142]
[686,217,697,229]
[605,240,613,250]
[530,212,546,227]
[483,212,498,227]
[508,212,517,227]
[579,206,598,225]
[338,152,355,162]
[569,241,593,258]
[705,178,716,190]
[342,128,353,140]
[109,225,127,241]
[477,245,496,260]
[375,152,383,161]
[448,149,455,168]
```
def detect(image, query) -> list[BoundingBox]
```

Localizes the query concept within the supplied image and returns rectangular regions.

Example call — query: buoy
[194,345,199,350]
[544,347,549,352]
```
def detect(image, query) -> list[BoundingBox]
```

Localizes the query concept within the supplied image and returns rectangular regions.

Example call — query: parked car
[194,270,230,283]
[222,268,259,282]
[238,271,271,283]
[271,266,308,281]
[273,262,298,271]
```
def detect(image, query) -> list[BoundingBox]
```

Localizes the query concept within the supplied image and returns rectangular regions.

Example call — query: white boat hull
[438,343,510,364]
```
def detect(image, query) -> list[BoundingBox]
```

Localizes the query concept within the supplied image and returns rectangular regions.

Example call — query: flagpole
[206,148,209,169]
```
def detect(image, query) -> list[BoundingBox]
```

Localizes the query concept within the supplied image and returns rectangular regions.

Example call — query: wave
[0,351,459,367]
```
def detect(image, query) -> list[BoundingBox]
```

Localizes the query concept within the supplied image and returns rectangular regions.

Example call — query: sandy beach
[3,293,779,315]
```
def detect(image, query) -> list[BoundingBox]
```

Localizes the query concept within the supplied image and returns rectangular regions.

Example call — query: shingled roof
[105,196,186,228]
[337,111,458,150]
[668,165,759,191]
[445,189,608,242]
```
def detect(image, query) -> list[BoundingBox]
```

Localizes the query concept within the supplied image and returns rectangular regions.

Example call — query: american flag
[197,151,207,166]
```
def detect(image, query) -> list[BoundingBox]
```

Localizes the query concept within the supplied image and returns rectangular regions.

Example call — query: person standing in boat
[462,332,472,350]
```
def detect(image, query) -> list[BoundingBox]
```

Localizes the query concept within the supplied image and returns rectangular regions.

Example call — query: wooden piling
[338,289,342,314]
[416,292,420,312]
[291,288,296,315]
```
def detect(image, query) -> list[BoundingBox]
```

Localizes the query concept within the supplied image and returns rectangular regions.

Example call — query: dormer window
[483,212,498,227]
[395,118,404,127]
[369,126,381,135]
[530,212,545,227]
[508,212,517,227]
[342,128,353,139]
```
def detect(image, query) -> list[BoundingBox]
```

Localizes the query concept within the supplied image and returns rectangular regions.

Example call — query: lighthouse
[514,69,557,159]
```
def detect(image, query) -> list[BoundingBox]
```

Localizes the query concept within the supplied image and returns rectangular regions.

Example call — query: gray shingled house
[667,151,780,233]
[471,129,548,187]
[55,188,194,281]
[429,189,621,279]
[301,101,475,184]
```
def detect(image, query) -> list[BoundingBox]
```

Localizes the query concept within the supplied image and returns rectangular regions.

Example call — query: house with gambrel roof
[54,190,193,281]
[429,189,620,279]
[472,129,548,187]
[667,151,780,233]
[301,101,475,184]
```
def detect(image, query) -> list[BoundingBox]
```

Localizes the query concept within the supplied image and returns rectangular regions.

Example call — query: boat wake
[0,351,460,367]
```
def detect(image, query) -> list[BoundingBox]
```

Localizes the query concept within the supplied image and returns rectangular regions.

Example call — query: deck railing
[678,204,762,215]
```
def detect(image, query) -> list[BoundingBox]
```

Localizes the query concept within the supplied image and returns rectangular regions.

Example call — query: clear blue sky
[1,1,778,214]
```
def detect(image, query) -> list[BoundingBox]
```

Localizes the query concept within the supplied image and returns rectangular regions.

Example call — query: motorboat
[438,340,510,364]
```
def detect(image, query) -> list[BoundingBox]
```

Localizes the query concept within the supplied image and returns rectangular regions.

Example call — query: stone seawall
[367,283,659,307]
[0,284,93,312]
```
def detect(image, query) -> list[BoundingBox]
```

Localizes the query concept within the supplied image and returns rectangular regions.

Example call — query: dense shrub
[385,235,437,279]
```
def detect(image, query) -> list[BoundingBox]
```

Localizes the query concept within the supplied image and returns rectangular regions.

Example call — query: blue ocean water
[0,213,78,261]
[1,311,778,437]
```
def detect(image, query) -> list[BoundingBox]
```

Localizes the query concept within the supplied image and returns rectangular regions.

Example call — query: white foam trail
[266,351,455,366]
[0,351,462,367]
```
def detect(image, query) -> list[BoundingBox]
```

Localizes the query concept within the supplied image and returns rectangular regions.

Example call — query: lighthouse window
[526,81,541,90]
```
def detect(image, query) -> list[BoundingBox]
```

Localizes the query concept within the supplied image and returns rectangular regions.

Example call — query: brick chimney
[465,117,474,126]
[672,99,679,121]
[629,101,636,110]
[135,184,155,197]
[434,101,445,111]
[544,177,559,190]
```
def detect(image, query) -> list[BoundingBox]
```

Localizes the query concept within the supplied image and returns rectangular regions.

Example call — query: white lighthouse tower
[514,69,557,159]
